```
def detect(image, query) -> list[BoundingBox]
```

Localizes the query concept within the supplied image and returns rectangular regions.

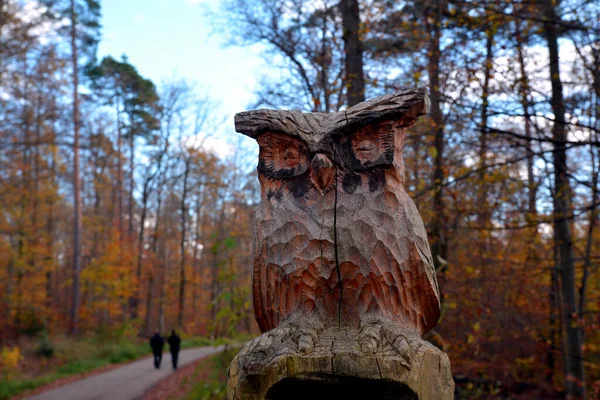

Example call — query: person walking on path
[167,330,181,370]
[149,332,165,369]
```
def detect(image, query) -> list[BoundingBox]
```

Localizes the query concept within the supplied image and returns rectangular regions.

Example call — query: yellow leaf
[428,146,438,159]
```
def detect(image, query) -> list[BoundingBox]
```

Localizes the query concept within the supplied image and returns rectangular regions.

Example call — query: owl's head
[235,88,428,200]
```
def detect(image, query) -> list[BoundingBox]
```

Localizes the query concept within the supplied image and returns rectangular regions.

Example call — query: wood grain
[228,89,453,399]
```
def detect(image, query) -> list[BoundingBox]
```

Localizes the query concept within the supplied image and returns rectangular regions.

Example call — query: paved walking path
[27,345,225,400]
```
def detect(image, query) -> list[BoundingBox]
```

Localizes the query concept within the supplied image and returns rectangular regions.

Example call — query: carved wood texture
[229,88,453,399]
[238,88,440,335]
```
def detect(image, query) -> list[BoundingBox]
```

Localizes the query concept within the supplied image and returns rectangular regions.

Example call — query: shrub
[17,311,46,337]
[0,347,23,379]
[35,336,55,358]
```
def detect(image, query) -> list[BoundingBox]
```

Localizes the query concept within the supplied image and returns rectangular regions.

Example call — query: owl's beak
[310,153,335,194]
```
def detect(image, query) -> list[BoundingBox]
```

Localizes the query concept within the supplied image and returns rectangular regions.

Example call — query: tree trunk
[70,0,82,336]
[6,256,14,319]
[211,204,227,338]
[15,55,32,332]
[478,23,493,227]
[0,0,6,82]
[144,272,154,334]
[516,15,551,382]
[178,158,191,329]
[514,19,537,220]
[579,144,598,325]
[191,186,204,330]
[425,2,447,275]
[116,97,124,240]
[340,0,365,107]
[153,176,165,333]
[578,46,600,369]
[319,9,330,112]
[129,132,135,239]
[132,178,150,319]
[544,0,585,397]
[159,247,167,334]
[476,22,494,297]
[45,148,56,311]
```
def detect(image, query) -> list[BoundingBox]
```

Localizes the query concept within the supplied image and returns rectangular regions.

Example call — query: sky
[91,0,588,163]
[97,0,263,158]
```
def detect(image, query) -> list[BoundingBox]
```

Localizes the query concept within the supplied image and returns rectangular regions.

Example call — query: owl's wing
[404,197,441,333]
[252,211,271,333]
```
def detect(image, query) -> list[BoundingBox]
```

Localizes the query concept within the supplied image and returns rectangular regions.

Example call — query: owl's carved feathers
[236,88,441,336]
[235,88,429,147]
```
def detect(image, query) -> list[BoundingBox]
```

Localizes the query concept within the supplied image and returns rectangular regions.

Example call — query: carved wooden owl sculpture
[235,88,440,338]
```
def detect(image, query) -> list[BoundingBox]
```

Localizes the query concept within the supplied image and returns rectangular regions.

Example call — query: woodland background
[0,0,599,398]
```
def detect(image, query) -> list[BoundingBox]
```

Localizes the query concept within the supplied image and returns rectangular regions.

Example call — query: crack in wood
[333,161,342,329]
[333,111,351,329]
[375,357,383,380]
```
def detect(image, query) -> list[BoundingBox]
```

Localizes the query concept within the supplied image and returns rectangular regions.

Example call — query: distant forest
[1,0,599,398]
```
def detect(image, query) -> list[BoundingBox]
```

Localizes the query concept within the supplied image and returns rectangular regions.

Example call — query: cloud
[203,136,235,159]
[133,14,147,24]
[183,134,235,160]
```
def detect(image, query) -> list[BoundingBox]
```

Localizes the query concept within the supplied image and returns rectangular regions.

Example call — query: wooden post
[228,88,454,400]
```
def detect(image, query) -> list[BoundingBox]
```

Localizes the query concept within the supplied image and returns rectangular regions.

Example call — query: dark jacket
[150,333,164,353]
[167,333,181,353]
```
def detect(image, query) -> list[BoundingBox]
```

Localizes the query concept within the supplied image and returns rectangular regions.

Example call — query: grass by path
[184,347,236,400]
[143,346,237,400]
[0,334,218,400]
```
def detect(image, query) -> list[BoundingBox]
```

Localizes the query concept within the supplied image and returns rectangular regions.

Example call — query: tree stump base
[227,319,454,399]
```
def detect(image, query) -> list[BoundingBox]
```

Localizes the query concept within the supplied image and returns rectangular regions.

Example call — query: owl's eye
[341,122,395,170]
[257,132,309,179]
[283,147,301,167]
[357,140,377,153]
[354,139,380,163]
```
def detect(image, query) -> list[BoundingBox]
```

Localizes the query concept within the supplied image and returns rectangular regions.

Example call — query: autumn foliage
[0,1,256,342]
[1,0,600,399]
